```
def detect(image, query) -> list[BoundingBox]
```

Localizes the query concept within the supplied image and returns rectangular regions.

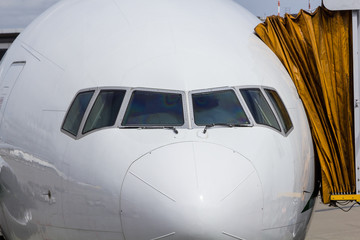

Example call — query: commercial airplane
[0,0,315,239]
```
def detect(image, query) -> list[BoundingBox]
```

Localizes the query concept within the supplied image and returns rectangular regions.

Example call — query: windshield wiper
[203,123,250,134]
[163,126,179,134]
[120,126,178,134]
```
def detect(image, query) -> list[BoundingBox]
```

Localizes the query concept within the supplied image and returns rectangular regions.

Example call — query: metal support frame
[331,194,360,202]
[353,10,360,195]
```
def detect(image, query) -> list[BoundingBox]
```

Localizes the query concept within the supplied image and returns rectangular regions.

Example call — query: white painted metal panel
[323,0,360,10]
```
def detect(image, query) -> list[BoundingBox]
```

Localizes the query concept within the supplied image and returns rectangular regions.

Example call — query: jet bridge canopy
[255,7,355,204]
[323,0,360,10]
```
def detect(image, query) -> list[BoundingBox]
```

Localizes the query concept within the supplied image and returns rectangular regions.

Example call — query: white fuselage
[0,0,315,239]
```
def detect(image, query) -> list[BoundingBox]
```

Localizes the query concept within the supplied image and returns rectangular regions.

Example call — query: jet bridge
[0,29,21,60]
[322,0,360,203]
[255,0,360,204]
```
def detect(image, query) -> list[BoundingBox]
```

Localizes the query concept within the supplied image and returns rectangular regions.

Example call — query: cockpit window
[83,90,126,134]
[240,88,281,131]
[192,90,250,126]
[265,89,293,133]
[122,90,184,126]
[62,91,94,136]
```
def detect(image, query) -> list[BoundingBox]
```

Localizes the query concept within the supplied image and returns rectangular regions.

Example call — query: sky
[0,0,322,29]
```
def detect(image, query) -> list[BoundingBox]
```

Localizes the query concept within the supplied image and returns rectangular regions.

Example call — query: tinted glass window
[83,90,126,134]
[265,89,293,133]
[192,90,249,126]
[122,91,184,126]
[241,89,281,131]
[62,91,94,136]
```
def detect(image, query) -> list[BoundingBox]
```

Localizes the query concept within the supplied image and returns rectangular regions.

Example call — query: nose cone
[120,142,263,240]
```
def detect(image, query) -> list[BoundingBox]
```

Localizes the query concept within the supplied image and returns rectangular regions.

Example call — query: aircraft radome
[0,0,315,239]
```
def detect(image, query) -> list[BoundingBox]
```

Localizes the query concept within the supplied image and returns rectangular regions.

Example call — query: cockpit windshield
[122,90,184,126]
[62,86,293,139]
[192,90,250,126]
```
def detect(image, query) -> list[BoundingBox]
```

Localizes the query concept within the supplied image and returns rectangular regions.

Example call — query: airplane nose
[120,142,263,240]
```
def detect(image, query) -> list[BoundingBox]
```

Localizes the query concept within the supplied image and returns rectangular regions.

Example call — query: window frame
[239,88,282,132]
[264,87,294,136]
[82,89,127,135]
[61,88,97,139]
[189,87,254,128]
[238,86,293,136]
[61,85,293,139]
[61,87,130,139]
[119,87,189,129]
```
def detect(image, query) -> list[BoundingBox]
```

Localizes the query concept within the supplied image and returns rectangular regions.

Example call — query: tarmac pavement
[305,198,360,240]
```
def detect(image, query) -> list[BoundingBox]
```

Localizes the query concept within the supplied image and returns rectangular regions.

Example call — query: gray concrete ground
[305,198,360,240]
